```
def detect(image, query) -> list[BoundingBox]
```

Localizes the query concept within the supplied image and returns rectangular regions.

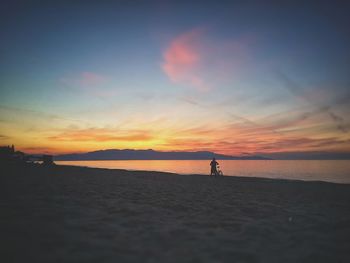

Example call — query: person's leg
[210,167,215,176]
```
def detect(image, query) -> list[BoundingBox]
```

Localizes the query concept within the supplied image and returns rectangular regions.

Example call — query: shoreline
[55,162,349,185]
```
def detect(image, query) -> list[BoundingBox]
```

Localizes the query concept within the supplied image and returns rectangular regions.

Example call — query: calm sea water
[56,160,350,184]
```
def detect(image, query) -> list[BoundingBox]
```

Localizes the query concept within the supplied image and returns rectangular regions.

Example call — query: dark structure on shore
[0,145,54,166]
[0,145,25,162]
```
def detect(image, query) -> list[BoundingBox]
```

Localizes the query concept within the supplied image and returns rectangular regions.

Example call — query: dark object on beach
[42,155,54,166]
[216,165,224,176]
[0,144,26,164]
[210,158,219,176]
[209,158,224,177]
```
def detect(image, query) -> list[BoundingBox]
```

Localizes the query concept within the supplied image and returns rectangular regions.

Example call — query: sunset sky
[1,1,350,157]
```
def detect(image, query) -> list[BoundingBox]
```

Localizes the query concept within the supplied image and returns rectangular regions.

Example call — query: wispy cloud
[0,134,9,140]
[78,72,107,86]
[0,105,84,124]
[179,95,283,136]
[328,111,348,133]
[276,71,349,133]
[60,71,118,98]
[162,133,348,155]
[48,128,153,142]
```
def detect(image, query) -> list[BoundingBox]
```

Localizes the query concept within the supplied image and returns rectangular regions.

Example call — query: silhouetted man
[210,157,218,176]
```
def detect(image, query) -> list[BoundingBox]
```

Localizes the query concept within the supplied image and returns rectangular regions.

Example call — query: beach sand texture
[1,164,350,263]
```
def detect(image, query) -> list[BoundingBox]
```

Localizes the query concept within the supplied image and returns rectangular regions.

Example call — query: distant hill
[54,149,271,161]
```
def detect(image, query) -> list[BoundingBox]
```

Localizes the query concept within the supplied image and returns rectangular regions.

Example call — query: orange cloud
[162,29,208,91]
[48,128,153,142]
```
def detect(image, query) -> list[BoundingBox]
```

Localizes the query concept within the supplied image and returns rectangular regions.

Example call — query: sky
[1,0,350,157]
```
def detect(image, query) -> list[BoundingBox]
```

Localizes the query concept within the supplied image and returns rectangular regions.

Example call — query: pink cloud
[162,29,209,91]
[162,29,253,91]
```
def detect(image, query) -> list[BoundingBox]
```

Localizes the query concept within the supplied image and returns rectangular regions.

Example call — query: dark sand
[1,164,350,263]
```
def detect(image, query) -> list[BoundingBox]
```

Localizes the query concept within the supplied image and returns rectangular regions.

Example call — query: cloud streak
[0,134,9,140]
[48,128,153,142]
[276,71,349,133]
[0,105,81,123]
[160,135,348,155]
[60,72,118,98]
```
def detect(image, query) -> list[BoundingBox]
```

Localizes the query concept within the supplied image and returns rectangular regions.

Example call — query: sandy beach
[1,163,350,263]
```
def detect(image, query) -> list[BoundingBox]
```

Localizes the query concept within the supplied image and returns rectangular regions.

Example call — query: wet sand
[1,164,350,263]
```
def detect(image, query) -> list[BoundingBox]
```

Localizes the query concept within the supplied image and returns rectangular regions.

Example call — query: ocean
[55,160,350,184]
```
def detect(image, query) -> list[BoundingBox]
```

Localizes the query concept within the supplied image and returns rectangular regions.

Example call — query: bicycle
[215,165,224,177]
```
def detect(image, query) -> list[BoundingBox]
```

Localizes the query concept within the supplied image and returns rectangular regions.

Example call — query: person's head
[212,157,216,161]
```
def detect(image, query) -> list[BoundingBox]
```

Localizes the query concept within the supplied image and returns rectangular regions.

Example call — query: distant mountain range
[54,149,271,161]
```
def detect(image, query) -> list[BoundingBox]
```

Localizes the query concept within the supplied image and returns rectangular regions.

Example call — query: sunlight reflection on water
[56,160,350,184]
